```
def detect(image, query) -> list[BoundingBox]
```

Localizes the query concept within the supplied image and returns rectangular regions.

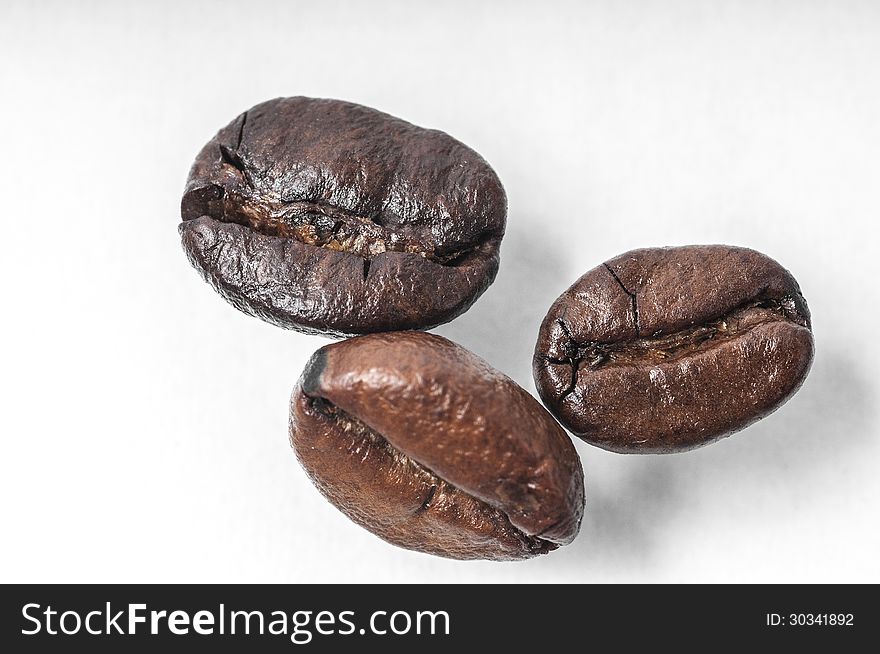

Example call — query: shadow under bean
[544,345,875,573]
[434,220,571,388]
[440,227,875,573]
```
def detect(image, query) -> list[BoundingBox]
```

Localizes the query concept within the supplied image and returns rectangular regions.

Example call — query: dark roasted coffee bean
[533,245,814,454]
[179,97,506,336]
[290,332,584,561]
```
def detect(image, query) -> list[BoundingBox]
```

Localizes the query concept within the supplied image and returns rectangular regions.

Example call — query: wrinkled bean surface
[533,245,814,453]
[290,332,585,560]
[180,97,506,336]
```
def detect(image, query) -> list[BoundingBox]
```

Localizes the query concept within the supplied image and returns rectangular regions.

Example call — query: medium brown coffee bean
[533,245,814,454]
[290,332,584,560]
[180,97,506,337]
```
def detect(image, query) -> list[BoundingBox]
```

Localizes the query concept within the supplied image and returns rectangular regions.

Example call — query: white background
[2,0,878,583]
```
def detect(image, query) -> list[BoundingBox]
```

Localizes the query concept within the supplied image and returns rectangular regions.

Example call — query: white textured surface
[1,0,878,582]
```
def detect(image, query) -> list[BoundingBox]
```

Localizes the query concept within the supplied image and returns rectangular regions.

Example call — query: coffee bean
[179,97,506,336]
[290,332,584,560]
[533,245,814,454]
